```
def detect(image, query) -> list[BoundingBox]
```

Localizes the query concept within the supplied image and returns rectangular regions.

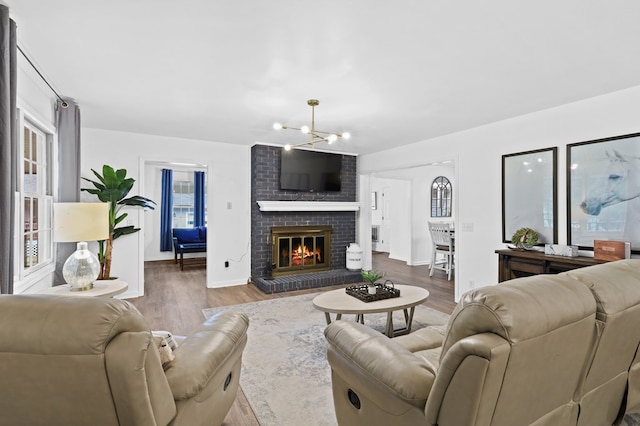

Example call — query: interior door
[377,189,390,252]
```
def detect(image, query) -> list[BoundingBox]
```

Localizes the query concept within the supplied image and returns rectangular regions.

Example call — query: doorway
[140,159,209,293]
[364,161,457,290]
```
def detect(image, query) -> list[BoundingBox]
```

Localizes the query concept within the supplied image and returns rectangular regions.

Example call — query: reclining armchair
[0,294,249,426]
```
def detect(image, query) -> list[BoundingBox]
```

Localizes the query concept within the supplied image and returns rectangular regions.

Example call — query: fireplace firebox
[271,226,332,276]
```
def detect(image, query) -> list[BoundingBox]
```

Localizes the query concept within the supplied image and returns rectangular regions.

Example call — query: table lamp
[53,202,109,291]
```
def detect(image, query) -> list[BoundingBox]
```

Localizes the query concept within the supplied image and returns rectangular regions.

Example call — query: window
[431,176,452,217]
[173,178,195,228]
[18,117,54,277]
[172,170,207,228]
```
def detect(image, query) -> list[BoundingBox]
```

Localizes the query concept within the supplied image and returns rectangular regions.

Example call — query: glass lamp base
[63,242,100,291]
[70,283,94,291]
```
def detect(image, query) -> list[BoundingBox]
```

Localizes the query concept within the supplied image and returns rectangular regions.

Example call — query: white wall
[359,85,640,300]
[81,128,251,297]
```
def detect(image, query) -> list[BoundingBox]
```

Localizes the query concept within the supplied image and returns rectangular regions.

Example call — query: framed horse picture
[567,132,640,254]
[502,147,558,245]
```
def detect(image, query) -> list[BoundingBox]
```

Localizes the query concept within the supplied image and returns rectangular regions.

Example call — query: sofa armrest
[324,320,436,411]
[425,333,510,425]
[164,310,249,401]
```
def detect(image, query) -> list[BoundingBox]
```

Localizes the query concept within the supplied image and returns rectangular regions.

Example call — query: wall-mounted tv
[280,149,342,192]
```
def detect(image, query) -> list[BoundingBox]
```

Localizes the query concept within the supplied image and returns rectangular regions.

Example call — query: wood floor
[126,252,456,425]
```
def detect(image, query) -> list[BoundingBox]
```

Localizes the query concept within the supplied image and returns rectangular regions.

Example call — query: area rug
[202,292,449,426]
[202,294,640,426]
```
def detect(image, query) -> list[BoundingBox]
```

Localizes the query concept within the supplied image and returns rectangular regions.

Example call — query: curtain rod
[17,45,68,108]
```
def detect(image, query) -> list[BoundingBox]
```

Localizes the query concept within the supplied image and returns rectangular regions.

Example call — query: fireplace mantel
[257,201,360,212]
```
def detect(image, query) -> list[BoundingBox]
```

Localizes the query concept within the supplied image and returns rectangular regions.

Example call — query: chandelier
[273,99,350,150]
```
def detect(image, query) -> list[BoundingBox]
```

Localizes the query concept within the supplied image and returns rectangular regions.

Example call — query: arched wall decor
[431,176,452,217]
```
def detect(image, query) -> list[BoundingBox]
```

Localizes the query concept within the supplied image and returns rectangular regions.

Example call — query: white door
[377,188,391,252]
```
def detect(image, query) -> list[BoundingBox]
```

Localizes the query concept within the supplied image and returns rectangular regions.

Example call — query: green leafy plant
[511,227,539,249]
[82,165,156,279]
[361,270,385,286]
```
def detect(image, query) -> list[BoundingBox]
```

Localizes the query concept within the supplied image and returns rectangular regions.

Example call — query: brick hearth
[253,269,362,294]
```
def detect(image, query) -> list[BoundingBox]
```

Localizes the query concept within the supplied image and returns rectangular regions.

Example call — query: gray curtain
[0,6,17,294]
[53,100,81,285]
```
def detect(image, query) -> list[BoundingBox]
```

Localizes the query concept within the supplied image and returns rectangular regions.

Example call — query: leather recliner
[0,294,249,426]
[325,259,640,426]
[565,259,640,424]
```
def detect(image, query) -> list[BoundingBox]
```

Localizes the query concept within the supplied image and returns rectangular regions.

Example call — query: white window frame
[172,169,207,228]
[13,109,56,293]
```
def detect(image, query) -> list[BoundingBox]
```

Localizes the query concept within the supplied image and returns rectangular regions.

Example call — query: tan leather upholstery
[565,259,640,423]
[325,260,640,426]
[0,295,248,426]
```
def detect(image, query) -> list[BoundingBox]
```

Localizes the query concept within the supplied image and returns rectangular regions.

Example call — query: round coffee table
[312,284,429,337]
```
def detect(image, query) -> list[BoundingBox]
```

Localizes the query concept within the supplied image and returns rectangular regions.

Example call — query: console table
[495,249,605,282]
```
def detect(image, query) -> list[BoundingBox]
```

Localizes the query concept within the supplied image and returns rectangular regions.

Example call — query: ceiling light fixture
[273,99,350,151]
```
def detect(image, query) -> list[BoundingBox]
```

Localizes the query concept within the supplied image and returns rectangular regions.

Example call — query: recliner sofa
[0,294,249,426]
[325,259,640,425]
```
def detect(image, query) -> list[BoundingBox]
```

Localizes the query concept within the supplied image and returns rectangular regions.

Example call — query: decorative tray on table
[345,280,400,303]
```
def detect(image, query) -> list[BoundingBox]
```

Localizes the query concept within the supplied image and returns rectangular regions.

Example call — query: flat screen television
[280,149,342,192]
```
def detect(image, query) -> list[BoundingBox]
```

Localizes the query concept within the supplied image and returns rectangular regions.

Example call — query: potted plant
[82,165,156,279]
[361,270,385,295]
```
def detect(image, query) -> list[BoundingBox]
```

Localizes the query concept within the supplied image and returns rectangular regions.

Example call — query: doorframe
[138,157,210,295]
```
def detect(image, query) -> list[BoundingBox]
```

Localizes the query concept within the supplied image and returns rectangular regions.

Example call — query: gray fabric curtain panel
[0,5,17,294]
[54,100,82,285]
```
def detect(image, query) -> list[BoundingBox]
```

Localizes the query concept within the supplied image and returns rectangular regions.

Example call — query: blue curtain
[194,171,205,227]
[160,168,173,251]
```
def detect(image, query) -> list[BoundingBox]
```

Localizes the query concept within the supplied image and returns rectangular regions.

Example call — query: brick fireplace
[251,145,362,293]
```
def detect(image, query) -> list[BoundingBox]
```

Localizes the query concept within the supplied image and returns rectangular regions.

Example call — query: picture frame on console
[567,132,640,254]
[502,147,558,245]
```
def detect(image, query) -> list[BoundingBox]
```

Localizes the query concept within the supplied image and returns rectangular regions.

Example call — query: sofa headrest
[564,259,640,317]
[440,273,596,356]
[0,295,149,355]
[173,227,201,242]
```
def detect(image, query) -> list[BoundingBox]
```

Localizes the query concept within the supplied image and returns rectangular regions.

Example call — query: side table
[36,279,128,298]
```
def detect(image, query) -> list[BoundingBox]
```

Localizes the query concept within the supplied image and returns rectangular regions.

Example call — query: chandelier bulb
[327,134,338,144]
[300,125,310,134]
[273,122,283,130]
[284,144,292,151]
[342,132,351,140]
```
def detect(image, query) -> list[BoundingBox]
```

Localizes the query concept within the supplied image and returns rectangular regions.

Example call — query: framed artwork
[567,132,640,254]
[502,147,557,244]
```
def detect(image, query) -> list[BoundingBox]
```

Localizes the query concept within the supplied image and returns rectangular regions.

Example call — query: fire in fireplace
[271,226,332,276]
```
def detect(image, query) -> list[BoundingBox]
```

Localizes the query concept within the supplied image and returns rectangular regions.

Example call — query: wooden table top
[312,284,430,315]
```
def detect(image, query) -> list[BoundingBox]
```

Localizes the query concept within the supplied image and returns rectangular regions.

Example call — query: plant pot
[367,285,377,295]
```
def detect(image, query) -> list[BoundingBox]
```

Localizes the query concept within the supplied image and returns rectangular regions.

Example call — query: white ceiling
[7,1,640,155]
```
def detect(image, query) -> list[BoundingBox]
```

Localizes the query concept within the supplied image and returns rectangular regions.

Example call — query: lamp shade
[53,203,109,242]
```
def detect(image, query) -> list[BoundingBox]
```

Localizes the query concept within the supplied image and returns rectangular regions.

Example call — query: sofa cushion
[198,226,207,241]
[441,273,596,356]
[174,228,201,243]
